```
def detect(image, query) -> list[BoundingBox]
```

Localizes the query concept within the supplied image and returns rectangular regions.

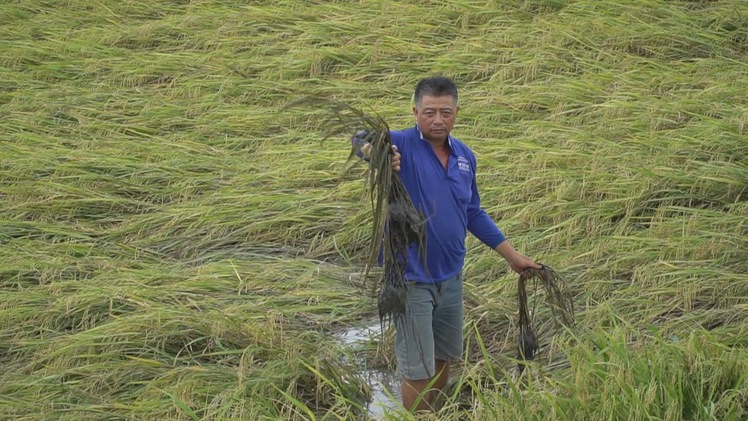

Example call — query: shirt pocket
[452,173,473,204]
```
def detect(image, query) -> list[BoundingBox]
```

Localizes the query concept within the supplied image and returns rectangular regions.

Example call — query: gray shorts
[395,273,464,380]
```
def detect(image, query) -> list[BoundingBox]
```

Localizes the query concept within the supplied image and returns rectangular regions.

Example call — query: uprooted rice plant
[285,98,426,334]
[1,0,747,419]
[516,265,574,374]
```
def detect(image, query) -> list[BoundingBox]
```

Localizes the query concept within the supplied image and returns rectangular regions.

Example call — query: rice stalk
[284,98,426,331]
[517,265,575,373]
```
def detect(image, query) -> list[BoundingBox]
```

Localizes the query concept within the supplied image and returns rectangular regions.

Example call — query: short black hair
[414,76,458,107]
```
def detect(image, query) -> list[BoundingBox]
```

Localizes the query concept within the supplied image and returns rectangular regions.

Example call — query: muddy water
[337,322,401,418]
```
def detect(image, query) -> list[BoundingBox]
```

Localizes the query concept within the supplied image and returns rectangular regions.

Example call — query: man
[359,76,540,411]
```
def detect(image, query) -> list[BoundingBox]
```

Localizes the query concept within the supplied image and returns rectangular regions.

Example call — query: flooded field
[336,321,401,418]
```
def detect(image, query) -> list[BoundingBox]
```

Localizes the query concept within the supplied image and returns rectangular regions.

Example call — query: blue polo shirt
[386,126,505,283]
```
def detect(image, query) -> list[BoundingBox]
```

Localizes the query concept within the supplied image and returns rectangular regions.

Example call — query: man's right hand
[391,145,401,172]
[362,143,401,172]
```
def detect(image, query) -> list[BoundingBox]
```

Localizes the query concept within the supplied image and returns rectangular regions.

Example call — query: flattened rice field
[1,1,747,419]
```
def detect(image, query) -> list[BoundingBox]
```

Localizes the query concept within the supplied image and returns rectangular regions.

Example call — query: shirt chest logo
[457,156,471,173]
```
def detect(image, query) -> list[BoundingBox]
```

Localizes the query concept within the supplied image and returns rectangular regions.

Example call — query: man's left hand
[506,253,542,274]
[495,241,542,274]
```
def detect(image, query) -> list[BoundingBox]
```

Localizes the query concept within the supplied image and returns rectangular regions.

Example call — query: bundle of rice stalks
[285,98,426,331]
[516,265,575,373]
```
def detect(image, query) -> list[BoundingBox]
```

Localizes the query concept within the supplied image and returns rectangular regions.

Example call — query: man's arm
[466,159,540,273]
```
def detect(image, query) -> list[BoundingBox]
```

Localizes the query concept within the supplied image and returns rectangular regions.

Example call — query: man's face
[413,94,458,144]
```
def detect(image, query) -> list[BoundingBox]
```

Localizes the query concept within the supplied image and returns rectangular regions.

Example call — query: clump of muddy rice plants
[517,265,575,373]
[286,98,426,331]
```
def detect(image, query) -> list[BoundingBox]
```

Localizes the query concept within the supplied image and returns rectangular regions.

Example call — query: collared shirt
[390,125,505,283]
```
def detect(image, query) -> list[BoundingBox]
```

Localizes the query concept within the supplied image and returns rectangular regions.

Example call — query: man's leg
[395,283,438,411]
[433,358,450,394]
[401,377,432,411]
[401,358,449,411]
[431,274,464,403]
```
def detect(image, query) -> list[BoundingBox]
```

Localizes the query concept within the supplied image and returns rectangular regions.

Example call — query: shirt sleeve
[390,130,404,150]
[466,154,506,249]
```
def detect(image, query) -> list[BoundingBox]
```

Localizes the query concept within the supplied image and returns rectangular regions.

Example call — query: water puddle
[336,321,401,418]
